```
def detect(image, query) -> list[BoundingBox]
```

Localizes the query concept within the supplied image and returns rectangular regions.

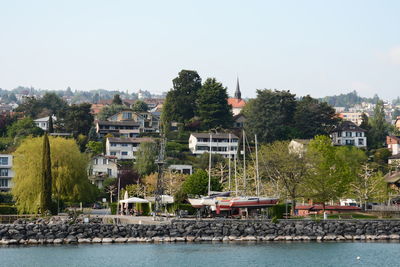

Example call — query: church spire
[234,77,241,99]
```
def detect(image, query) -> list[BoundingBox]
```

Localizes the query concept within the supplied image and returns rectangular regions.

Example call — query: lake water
[0,242,398,267]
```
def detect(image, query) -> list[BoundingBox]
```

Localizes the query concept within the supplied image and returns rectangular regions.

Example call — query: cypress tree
[40,133,53,215]
[48,115,54,133]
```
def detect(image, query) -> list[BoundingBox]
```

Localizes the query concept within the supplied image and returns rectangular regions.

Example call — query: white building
[330,121,367,148]
[168,164,193,175]
[88,155,118,188]
[0,154,13,192]
[106,137,154,160]
[188,133,239,158]
[34,116,56,131]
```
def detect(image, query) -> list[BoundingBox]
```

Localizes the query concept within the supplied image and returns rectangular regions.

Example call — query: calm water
[0,242,399,267]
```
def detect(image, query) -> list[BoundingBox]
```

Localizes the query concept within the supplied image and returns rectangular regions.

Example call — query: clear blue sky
[1,0,399,99]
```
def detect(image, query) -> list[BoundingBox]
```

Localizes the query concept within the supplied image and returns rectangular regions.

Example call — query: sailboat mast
[242,130,246,195]
[208,133,212,196]
[234,153,238,196]
[228,133,231,191]
[255,134,260,197]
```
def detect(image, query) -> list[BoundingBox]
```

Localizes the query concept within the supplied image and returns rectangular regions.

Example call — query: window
[122,112,132,119]
[0,169,8,177]
[89,169,93,176]
[346,132,352,137]
[103,159,107,165]
[107,168,112,176]
[358,139,364,145]
[94,158,98,165]
[121,152,128,156]
[0,179,8,187]
[337,140,341,144]
[121,143,128,147]
[337,131,342,137]
[0,157,8,165]
[110,152,117,156]
[345,139,355,145]
[111,143,117,147]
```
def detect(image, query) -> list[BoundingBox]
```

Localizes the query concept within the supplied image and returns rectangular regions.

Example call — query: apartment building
[105,137,155,160]
[0,154,13,192]
[188,133,239,158]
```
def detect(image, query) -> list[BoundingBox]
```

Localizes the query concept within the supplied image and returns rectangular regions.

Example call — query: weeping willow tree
[12,136,96,214]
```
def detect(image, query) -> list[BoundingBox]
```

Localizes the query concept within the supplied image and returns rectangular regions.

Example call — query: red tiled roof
[295,205,361,211]
[228,98,246,108]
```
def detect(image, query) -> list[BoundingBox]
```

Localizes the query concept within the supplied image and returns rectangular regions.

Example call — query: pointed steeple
[234,77,241,100]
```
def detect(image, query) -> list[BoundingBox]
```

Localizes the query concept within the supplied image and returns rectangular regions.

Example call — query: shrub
[172,203,196,215]
[110,202,117,215]
[0,192,13,204]
[268,203,290,219]
[0,205,18,215]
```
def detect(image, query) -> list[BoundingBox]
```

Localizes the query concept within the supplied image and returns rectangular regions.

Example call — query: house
[88,155,118,188]
[168,164,193,175]
[96,121,141,138]
[338,112,364,126]
[34,116,56,131]
[188,133,239,158]
[0,154,13,192]
[227,78,246,116]
[330,121,367,148]
[295,205,361,216]
[107,110,160,133]
[105,137,155,160]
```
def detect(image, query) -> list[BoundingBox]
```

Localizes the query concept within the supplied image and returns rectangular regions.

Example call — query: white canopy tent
[119,197,149,204]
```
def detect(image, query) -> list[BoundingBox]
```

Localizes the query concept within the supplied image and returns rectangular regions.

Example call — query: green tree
[369,100,389,149]
[244,89,296,143]
[161,70,202,128]
[181,169,221,196]
[98,104,127,120]
[305,135,366,208]
[7,117,43,138]
[196,78,233,130]
[293,95,339,139]
[132,100,149,112]
[259,141,309,215]
[40,133,53,214]
[59,103,94,136]
[134,141,157,177]
[86,141,104,155]
[12,136,95,214]
[112,94,123,105]
[48,115,54,133]
[40,93,68,117]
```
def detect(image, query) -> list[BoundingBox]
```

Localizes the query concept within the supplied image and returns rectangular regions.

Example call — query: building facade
[227,78,246,116]
[330,121,367,148]
[34,116,56,131]
[188,133,239,158]
[338,112,364,126]
[0,154,13,192]
[105,137,154,160]
[88,155,118,188]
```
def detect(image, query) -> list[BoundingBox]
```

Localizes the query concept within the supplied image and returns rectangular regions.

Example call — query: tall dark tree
[244,89,296,143]
[161,70,202,127]
[196,78,233,130]
[59,103,94,136]
[293,95,339,138]
[48,115,54,133]
[369,100,389,149]
[41,133,53,215]
[112,94,123,105]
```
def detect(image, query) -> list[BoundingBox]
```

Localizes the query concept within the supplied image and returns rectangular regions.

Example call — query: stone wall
[2,219,400,245]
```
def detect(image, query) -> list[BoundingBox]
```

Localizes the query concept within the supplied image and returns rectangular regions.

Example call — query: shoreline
[2,235,400,245]
[3,219,400,246]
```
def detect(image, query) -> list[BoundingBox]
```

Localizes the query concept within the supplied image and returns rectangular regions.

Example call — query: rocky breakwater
[2,219,400,245]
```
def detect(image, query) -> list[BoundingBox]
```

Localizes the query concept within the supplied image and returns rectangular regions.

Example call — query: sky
[1,0,400,99]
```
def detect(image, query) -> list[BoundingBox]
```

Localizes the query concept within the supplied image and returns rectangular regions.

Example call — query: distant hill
[319,91,380,108]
